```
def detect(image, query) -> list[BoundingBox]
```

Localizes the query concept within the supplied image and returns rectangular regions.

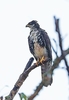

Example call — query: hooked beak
[26,24,30,27]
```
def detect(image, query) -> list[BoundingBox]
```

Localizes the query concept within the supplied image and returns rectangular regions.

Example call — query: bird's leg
[40,56,47,64]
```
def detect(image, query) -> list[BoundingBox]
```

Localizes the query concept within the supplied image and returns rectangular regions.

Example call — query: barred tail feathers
[41,61,52,87]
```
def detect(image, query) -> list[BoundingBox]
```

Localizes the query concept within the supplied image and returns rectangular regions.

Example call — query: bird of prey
[26,20,52,87]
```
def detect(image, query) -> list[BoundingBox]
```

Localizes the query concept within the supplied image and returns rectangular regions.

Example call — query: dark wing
[39,29,52,60]
[28,36,34,55]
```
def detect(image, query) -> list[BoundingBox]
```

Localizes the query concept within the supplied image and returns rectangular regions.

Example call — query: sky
[0,0,69,100]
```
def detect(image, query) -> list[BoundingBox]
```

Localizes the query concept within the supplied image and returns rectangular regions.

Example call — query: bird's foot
[35,56,47,66]
[40,56,46,64]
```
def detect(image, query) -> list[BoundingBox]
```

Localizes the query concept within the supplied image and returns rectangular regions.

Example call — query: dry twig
[54,16,69,75]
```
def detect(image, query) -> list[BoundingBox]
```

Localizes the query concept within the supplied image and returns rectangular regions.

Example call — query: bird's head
[26,20,40,29]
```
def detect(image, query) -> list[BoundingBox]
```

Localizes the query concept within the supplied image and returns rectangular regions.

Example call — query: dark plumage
[26,20,40,29]
[26,20,52,87]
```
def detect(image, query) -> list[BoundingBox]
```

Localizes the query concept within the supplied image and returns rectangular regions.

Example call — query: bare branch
[28,82,43,100]
[5,57,34,100]
[52,39,58,57]
[54,16,69,75]
[51,45,58,57]
[52,48,69,72]
[5,58,50,100]
[24,57,34,71]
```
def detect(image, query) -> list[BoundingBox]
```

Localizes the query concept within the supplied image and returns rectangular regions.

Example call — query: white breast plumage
[30,29,48,59]
[30,30,38,42]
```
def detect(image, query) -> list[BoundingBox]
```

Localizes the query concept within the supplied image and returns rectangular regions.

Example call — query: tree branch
[52,48,69,72]
[5,58,50,100]
[28,82,43,100]
[54,16,69,75]
[5,57,34,100]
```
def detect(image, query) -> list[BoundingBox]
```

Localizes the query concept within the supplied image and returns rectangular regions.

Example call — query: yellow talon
[40,56,46,64]
[35,56,47,66]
